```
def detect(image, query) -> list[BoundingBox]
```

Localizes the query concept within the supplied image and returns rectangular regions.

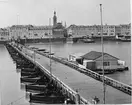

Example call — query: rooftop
[81,51,119,60]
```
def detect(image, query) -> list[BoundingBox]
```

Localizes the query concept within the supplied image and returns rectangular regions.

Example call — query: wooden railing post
[75,90,80,104]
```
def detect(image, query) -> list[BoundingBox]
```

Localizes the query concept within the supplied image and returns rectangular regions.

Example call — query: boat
[20,76,42,83]
[16,63,35,69]
[43,51,49,53]
[21,68,37,72]
[26,84,47,92]
[21,71,39,77]
[82,38,95,43]
[120,37,131,42]
[116,35,131,42]
[116,66,129,71]
[21,73,41,78]
[29,91,66,104]
[48,52,55,55]
[37,49,46,51]
[66,37,73,43]
[95,70,115,74]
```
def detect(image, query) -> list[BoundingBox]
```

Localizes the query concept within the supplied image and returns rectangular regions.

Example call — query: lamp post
[100,4,106,104]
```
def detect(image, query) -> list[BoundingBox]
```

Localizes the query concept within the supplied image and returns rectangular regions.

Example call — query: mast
[100,4,106,104]
[49,18,52,81]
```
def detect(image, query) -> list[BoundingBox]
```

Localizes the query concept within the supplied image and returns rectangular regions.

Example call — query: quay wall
[0,36,119,45]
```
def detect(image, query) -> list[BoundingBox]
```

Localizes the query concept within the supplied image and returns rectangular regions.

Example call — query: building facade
[67,24,130,38]
[9,25,53,40]
[120,24,131,36]
[107,25,115,36]
[81,51,126,71]
[52,11,66,38]
[115,25,121,36]
[28,26,53,39]
[9,25,29,40]
[67,25,92,38]
[0,28,9,41]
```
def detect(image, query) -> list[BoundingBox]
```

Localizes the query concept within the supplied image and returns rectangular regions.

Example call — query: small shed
[69,53,84,64]
[81,51,125,70]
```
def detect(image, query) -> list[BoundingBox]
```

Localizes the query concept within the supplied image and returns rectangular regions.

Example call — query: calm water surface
[0,41,131,104]
[29,41,131,104]
[30,41,131,85]
[0,45,29,105]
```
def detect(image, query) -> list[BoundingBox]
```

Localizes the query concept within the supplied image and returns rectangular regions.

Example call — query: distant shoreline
[0,36,131,44]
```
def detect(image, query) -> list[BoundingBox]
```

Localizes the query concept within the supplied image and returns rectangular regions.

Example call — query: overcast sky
[0,0,131,28]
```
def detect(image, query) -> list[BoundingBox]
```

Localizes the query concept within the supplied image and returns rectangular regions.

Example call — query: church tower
[53,11,57,27]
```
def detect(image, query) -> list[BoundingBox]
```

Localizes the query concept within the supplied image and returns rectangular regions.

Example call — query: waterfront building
[0,28,9,41]
[9,25,53,40]
[67,24,131,38]
[9,25,29,40]
[81,51,126,71]
[67,25,92,38]
[115,25,121,36]
[52,22,66,38]
[91,24,115,37]
[67,24,111,38]
[120,23,131,36]
[107,25,115,36]
[52,11,66,38]
[28,26,53,39]
[102,24,109,36]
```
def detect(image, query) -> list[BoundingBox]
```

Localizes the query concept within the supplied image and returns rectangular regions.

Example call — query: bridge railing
[9,42,89,104]
[57,57,132,96]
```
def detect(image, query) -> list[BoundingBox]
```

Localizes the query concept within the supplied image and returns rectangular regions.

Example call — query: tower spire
[54,11,56,15]
[65,21,67,28]
[53,11,57,26]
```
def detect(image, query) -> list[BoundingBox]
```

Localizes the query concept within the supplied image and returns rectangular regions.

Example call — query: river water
[30,41,131,85]
[0,41,131,104]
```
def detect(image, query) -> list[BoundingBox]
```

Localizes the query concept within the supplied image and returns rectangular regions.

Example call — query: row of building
[0,11,131,41]
[0,11,66,41]
[67,24,131,38]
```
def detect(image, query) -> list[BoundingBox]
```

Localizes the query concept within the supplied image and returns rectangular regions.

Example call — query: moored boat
[21,70,39,77]
[29,91,66,104]
[26,84,47,92]
[95,69,115,74]
[82,38,95,43]
[21,68,37,72]
[20,76,42,83]
[120,37,131,42]
[66,37,73,43]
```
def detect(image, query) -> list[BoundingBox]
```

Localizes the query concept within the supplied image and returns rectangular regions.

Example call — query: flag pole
[100,4,106,104]
[49,18,52,81]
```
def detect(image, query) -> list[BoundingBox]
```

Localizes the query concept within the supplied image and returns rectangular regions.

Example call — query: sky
[0,0,131,28]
